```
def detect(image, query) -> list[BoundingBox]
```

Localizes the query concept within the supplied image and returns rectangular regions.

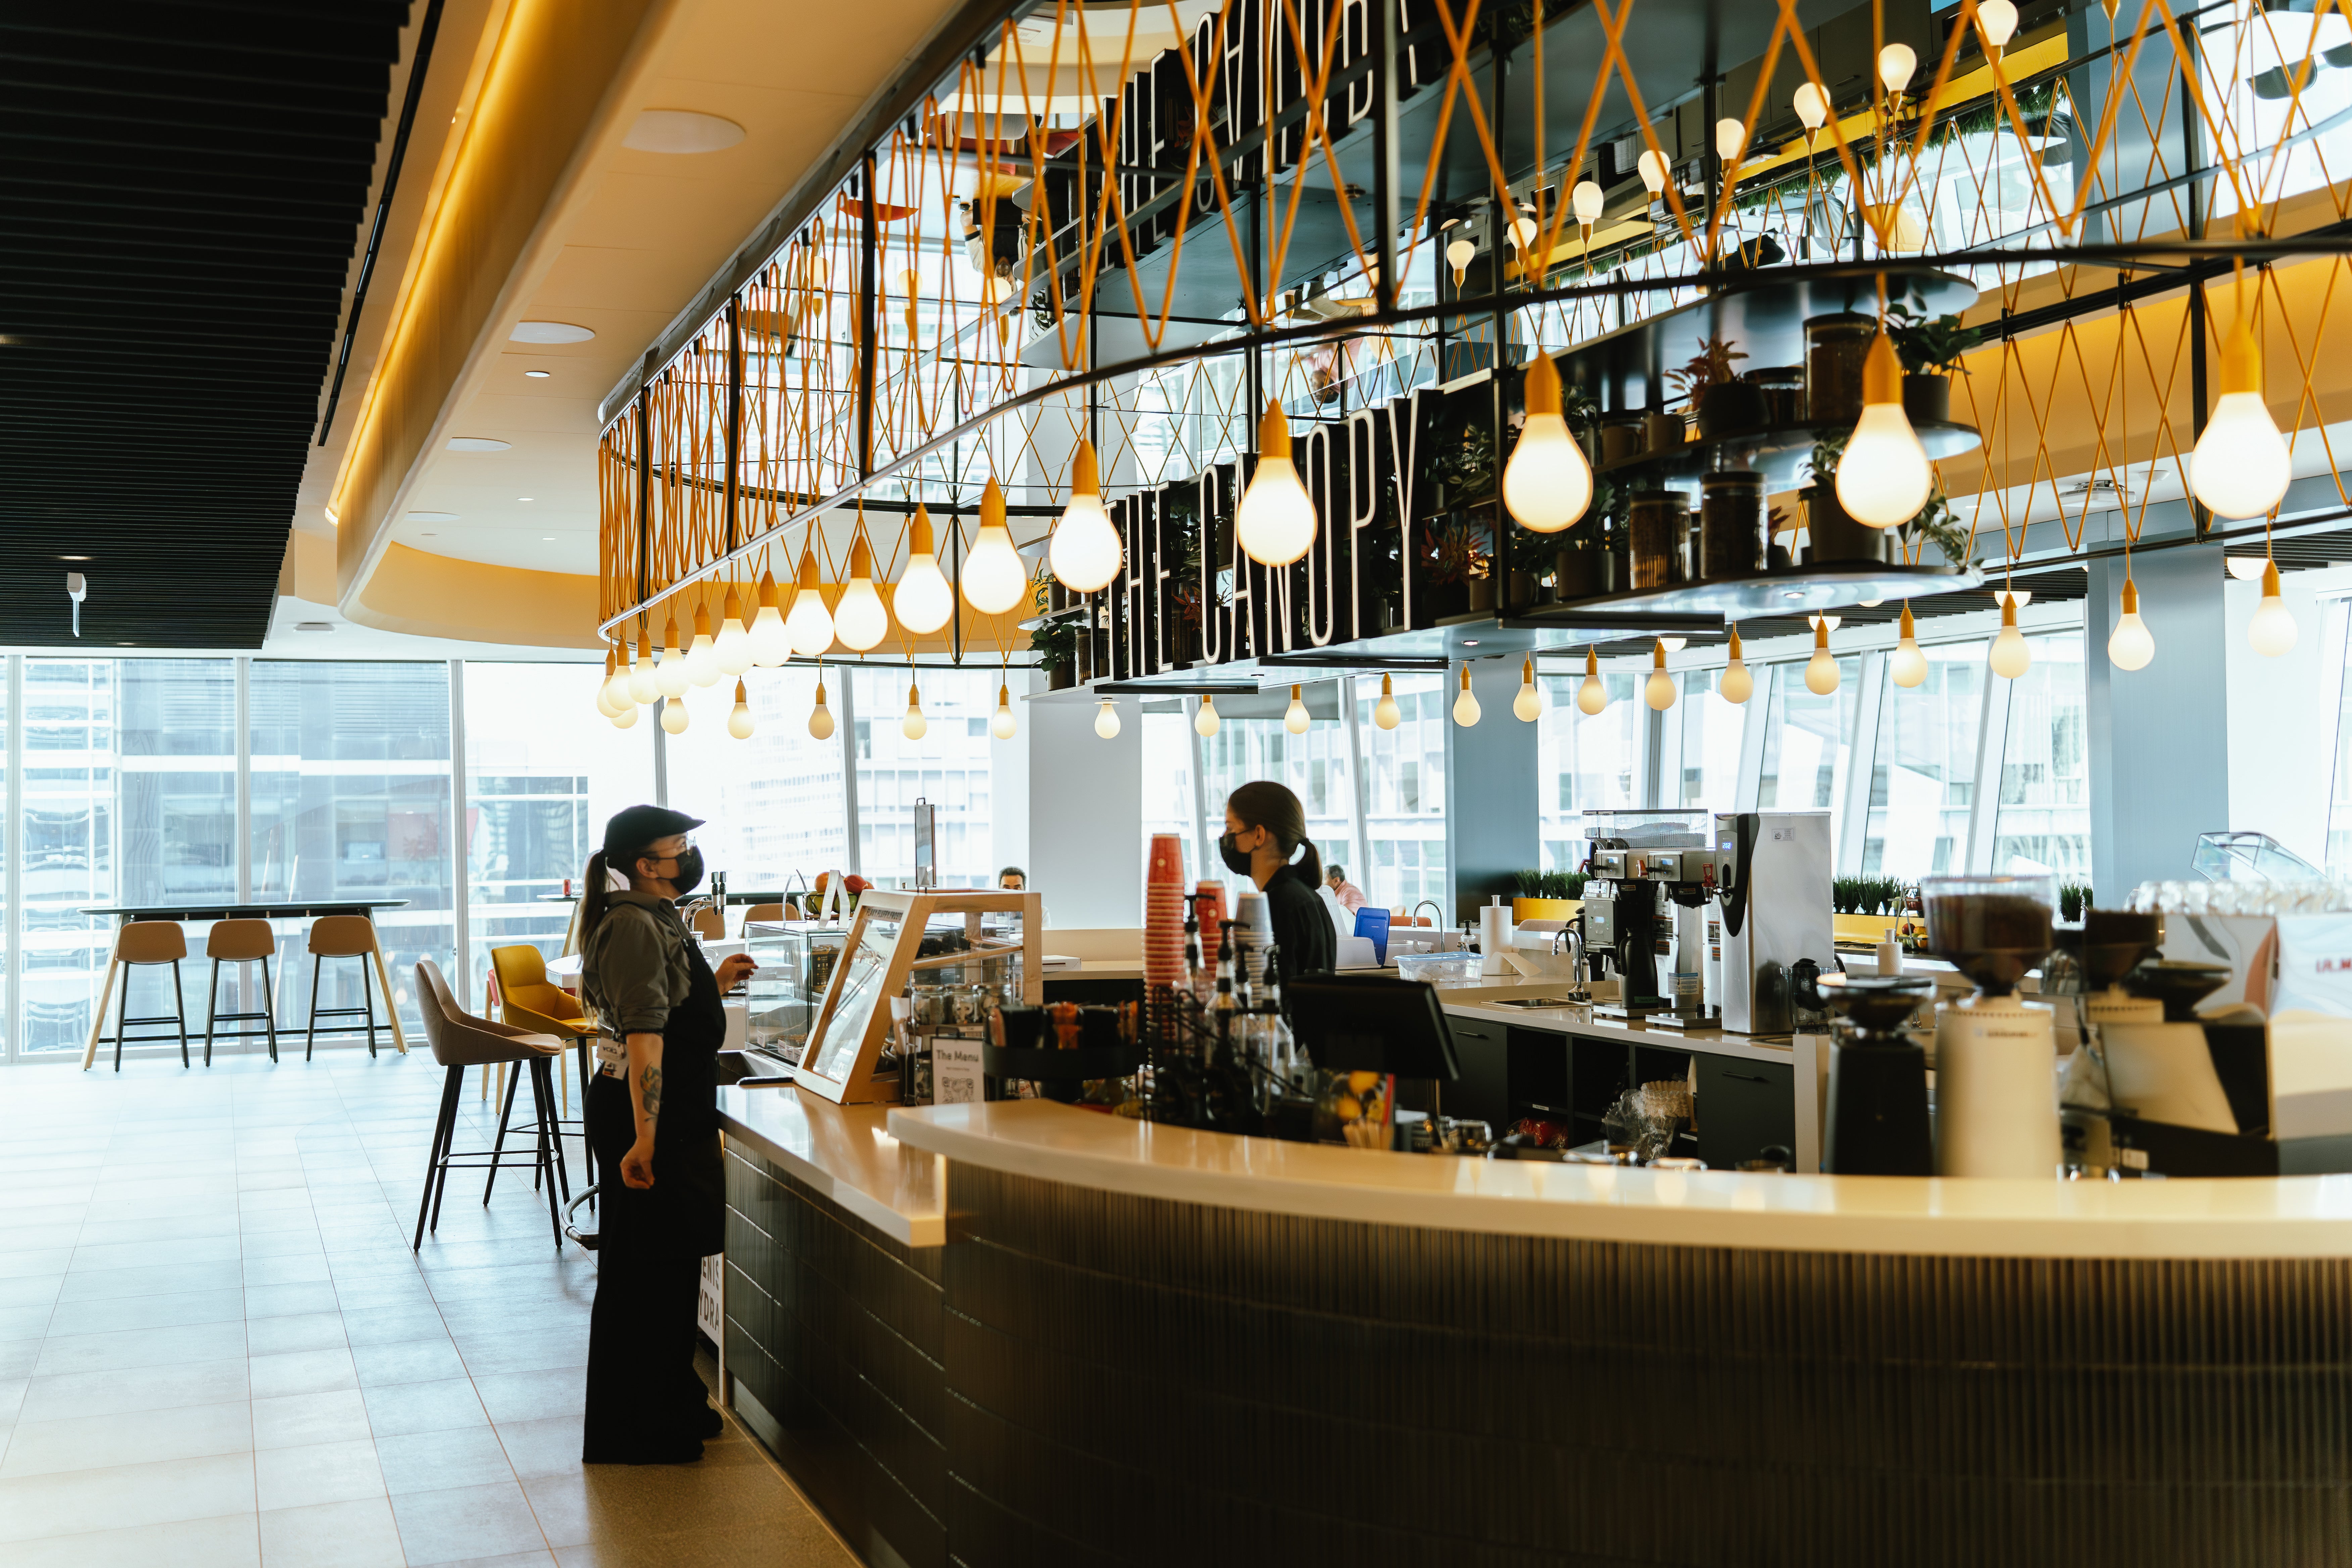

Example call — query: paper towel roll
[1479,901,1513,977]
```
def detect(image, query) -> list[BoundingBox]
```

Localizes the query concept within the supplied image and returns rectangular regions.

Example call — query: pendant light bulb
[660,692,690,734]
[807,676,836,741]
[1235,401,1317,567]
[748,572,790,667]
[1373,673,1401,731]
[1513,658,1542,722]
[832,534,891,652]
[1049,441,1124,592]
[1989,597,2032,679]
[1805,619,1842,695]
[1714,117,1747,164]
[901,679,927,741]
[2108,578,2155,671]
[1452,665,1481,727]
[1284,684,1311,735]
[1891,604,1929,687]
[2192,312,2292,520]
[1978,0,2018,51]
[727,680,755,739]
[1194,695,1220,738]
[783,547,836,657]
[1570,180,1603,227]
[1721,627,1754,704]
[2250,560,2299,657]
[1095,698,1122,740]
[991,681,1017,740]
[1645,642,1676,711]
[596,651,624,716]
[893,506,954,635]
[1878,43,1917,96]
[1503,353,1592,533]
[684,605,720,687]
[627,634,658,704]
[1576,647,1609,716]
[1793,82,1829,132]
[1637,148,1668,195]
[715,590,754,676]
[610,700,639,730]
[1836,331,1934,527]
[655,617,692,698]
[1446,236,1475,285]
[963,478,1031,615]
[2227,555,2269,581]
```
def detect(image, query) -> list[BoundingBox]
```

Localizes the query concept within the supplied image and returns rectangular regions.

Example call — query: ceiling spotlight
[508,322,595,344]
[524,370,552,379]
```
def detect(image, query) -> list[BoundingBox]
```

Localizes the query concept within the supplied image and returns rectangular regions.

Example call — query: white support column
[449,661,473,1010]
[1341,677,1371,883]
[1839,653,1886,874]
[235,657,252,905]
[837,673,861,875]
[1656,671,1687,810]
[1187,696,1213,879]
[1733,662,1773,813]
[6,656,19,1063]
[1966,653,2014,873]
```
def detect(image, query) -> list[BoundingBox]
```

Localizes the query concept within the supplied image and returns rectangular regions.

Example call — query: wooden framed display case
[795,890,1042,1105]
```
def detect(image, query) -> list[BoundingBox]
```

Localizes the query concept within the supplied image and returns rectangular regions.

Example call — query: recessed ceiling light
[524,370,552,379]
[625,109,747,154]
[59,555,89,561]
[420,532,437,537]
[407,510,459,522]
[1461,639,1479,646]
[543,536,555,541]
[508,322,594,345]
[295,622,334,633]
[519,497,534,502]
[447,436,511,452]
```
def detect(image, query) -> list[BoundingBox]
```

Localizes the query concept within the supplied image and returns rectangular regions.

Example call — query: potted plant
[1031,617,1081,689]
[1886,300,1981,425]
[1510,868,1588,923]
[1427,421,1495,510]
[1420,520,1490,619]
[1667,335,1762,437]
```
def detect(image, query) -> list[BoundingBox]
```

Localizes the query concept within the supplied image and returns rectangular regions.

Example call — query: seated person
[998,866,1026,890]
[1324,864,1367,912]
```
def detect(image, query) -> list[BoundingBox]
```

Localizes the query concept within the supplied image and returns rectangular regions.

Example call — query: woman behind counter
[576,805,755,1465]
[1221,780,1335,984]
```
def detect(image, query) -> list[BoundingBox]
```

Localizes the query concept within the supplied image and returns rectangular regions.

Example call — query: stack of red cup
[1144,834,1188,990]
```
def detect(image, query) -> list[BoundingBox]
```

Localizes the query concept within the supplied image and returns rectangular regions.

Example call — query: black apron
[644,938,727,1256]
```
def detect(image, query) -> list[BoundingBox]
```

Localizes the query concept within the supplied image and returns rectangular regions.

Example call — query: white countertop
[887,1098,2352,1259]
[718,1085,945,1247]
[1433,982,1800,1063]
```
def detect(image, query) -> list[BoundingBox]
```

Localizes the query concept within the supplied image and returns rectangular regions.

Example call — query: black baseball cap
[601,805,705,862]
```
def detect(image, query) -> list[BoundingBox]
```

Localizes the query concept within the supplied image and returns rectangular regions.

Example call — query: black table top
[79,899,413,921]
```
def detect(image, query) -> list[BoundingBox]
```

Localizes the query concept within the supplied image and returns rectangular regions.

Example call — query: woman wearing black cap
[576,805,755,1464]
[1221,780,1335,985]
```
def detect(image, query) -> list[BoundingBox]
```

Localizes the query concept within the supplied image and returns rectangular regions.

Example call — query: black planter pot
[1803,485,1892,567]
[1048,662,1077,691]
[1468,577,1497,614]
[1425,582,1470,621]
[1697,381,1770,438]
[1903,373,1952,426]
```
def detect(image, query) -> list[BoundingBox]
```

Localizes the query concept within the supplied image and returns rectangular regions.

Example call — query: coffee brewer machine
[1709,811,1834,1035]
[1816,972,1936,1175]
[1923,873,2061,1178]
[1581,812,1719,1020]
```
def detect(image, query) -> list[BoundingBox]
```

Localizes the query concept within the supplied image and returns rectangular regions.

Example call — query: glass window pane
[1140,704,1199,888]
[1757,656,1861,848]
[1195,686,1354,900]
[250,662,453,1034]
[667,665,846,885]
[1993,632,2091,879]
[1672,667,1746,814]
[1357,674,1446,913]
[1863,642,1982,878]
[463,663,656,969]
[1537,672,1641,872]
[845,667,1006,887]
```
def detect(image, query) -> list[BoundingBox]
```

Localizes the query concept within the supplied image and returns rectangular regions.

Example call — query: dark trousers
[582,1073,706,1461]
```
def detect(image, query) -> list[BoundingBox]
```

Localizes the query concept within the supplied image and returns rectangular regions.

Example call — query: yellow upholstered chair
[491,944,597,1189]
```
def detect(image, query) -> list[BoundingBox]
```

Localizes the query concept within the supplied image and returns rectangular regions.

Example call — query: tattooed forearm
[640,1065,663,1119]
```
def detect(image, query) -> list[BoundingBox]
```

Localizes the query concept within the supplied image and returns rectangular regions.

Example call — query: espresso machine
[1923,874,2061,1178]
[1708,811,1834,1035]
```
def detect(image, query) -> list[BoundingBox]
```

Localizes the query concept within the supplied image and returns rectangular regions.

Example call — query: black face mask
[650,846,706,895]
[1218,832,1255,877]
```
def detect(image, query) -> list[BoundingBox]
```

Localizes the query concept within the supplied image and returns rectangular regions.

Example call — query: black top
[1261,864,1336,986]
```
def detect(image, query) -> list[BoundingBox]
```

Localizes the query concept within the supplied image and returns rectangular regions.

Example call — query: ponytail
[1227,779,1320,886]
[1292,836,1324,891]
[579,850,614,948]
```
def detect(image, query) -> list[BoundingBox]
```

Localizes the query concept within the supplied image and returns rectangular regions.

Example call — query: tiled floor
[0,1049,858,1567]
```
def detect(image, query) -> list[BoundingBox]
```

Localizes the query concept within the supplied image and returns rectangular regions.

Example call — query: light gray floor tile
[48,1286,246,1336]
[246,1311,349,1356]
[19,1356,250,1423]
[248,1345,358,1399]
[377,1425,516,1495]
[254,1436,386,1510]
[256,1494,406,1568]
[0,1399,252,1478]
[391,1479,550,1565]
[0,1450,256,1543]
[252,1388,373,1451]
[361,1376,490,1437]
[33,1317,247,1377]
[0,1511,260,1568]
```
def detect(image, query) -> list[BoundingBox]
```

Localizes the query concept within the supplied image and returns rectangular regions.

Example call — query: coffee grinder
[1816,972,1936,1175]
[1922,873,2060,1178]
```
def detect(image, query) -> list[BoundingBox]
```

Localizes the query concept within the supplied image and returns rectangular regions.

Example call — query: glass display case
[740,920,851,1064]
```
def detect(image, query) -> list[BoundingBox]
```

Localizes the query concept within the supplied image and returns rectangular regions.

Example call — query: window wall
[1993,632,2091,880]
[667,662,847,886]
[847,667,1005,886]
[1863,642,1982,879]
[1536,671,1639,870]
[1757,654,1861,847]
[1357,673,1447,912]
[1199,687,1358,897]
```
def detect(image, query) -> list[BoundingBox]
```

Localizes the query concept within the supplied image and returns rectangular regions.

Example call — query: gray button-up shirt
[581,890,691,1037]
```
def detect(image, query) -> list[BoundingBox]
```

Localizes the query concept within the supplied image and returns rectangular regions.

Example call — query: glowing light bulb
[1513,658,1542,722]
[2109,577,2155,671]
[1571,180,1603,227]
[1236,401,1317,567]
[2251,559,2299,657]
[1373,673,1401,731]
[661,692,690,734]
[1446,236,1475,285]
[1194,695,1220,737]
[1809,613,1843,632]
[715,590,754,676]
[1878,43,1916,96]
[833,535,891,652]
[1637,148,1668,195]
[963,478,1030,614]
[1284,684,1310,734]
[1095,698,1122,739]
[1508,215,1537,254]
[655,617,691,699]
[1836,330,1934,527]
[1978,0,2018,52]
[991,681,1017,739]
[1049,440,1124,592]
[748,572,790,667]
[808,675,835,741]
[901,679,927,740]
[1503,353,1592,533]
[1721,627,1754,704]
[600,647,631,713]
[2192,313,2291,520]
[627,634,658,705]
[1805,619,1842,695]
[594,653,620,717]
[2227,555,2269,581]
[1891,603,1929,687]
[1645,642,1676,711]
[1989,596,2032,679]
[1714,118,1747,164]
[610,700,639,730]
[1793,82,1829,132]
[1576,647,1609,715]
[727,680,754,739]
[784,545,835,656]
[684,605,720,687]
[1659,636,1687,652]
[1998,588,2033,612]
[893,505,954,634]
[1452,666,1481,726]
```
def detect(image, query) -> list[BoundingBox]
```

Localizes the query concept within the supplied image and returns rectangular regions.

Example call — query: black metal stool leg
[204,957,220,1067]
[541,1057,571,1203]
[575,1037,596,1203]
[262,956,278,1063]
[532,1058,564,1251]
[484,1058,522,1206]
[361,956,379,1058]
[306,955,322,1061]
[113,961,130,1072]
[172,961,189,1068]
[413,1064,463,1250]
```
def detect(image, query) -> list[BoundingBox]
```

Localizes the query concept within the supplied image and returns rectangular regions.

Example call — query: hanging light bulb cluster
[683,605,719,687]
[2109,575,2155,671]
[1502,352,1592,534]
[1837,326,1934,528]
[655,617,690,699]
[1989,593,2032,679]
[2251,558,2299,656]
[1236,401,1317,567]
[1576,647,1609,715]
[2191,274,2292,522]
[1513,658,1542,722]
[1891,604,1928,687]
[833,529,890,652]
[894,505,954,634]
[1452,666,1481,727]
[727,680,755,739]
[1721,627,1753,703]
[964,477,1030,615]
[991,680,1018,740]
[784,544,833,656]
[1645,641,1676,711]
[1373,673,1401,731]
[1095,698,1122,739]
[1284,685,1311,735]
[1194,694,1220,737]
[901,680,928,740]
[808,668,835,740]
[749,572,789,665]
[716,590,753,676]
[1049,440,1123,593]
[1805,618,1842,695]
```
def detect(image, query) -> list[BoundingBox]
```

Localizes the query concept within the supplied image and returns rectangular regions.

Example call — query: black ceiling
[0,1,409,648]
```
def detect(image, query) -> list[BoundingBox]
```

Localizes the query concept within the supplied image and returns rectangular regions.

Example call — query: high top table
[77,899,412,1066]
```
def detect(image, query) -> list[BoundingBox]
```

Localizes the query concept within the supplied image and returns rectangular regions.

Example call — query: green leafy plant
[1427,422,1496,503]
[1886,300,1982,375]
[2058,882,2092,924]
[1421,519,1492,586]
[1517,869,1589,900]
[1664,335,1749,403]
[1029,617,1080,672]
[1901,484,1973,569]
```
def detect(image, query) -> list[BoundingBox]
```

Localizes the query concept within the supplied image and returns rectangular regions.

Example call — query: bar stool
[305,914,386,1059]
[411,959,566,1252]
[690,902,727,940]
[744,902,785,924]
[202,918,280,1065]
[488,944,594,1201]
[102,921,191,1071]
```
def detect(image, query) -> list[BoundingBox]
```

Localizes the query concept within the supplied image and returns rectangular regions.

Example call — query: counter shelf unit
[739,920,851,1062]
[794,888,1042,1105]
